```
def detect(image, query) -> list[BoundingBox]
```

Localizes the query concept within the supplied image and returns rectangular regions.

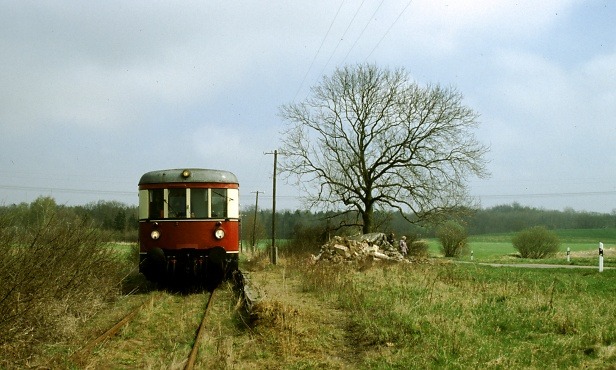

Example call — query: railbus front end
[138,168,240,289]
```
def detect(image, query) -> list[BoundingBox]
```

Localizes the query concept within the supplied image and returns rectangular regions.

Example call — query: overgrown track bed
[69,293,163,365]
[184,290,216,370]
[64,279,246,369]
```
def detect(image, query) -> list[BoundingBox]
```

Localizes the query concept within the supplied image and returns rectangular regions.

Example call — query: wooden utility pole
[251,191,262,253]
[265,150,279,265]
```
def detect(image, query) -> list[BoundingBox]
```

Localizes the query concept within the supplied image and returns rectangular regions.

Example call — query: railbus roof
[139,168,238,185]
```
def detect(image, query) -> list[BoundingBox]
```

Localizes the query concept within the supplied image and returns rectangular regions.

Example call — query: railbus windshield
[138,188,238,220]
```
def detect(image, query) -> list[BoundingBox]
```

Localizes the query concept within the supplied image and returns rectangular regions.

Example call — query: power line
[341,0,385,65]
[365,0,413,61]
[0,184,134,196]
[4,184,612,204]
[294,0,414,102]
[317,0,368,77]
[0,183,303,201]
[293,0,347,102]
[477,190,616,199]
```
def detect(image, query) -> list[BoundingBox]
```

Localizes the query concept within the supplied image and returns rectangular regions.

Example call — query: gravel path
[455,260,613,270]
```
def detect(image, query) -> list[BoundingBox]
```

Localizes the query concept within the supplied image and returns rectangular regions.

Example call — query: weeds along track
[69,293,164,363]
[68,278,248,369]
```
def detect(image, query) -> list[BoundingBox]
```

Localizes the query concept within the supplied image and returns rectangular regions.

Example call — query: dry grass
[568,246,615,258]
[296,260,616,368]
[0,212,128,369]
[15,242,616,368]
[235,255,358,369]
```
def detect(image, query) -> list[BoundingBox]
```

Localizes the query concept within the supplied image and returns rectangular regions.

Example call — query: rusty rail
[184,290,216,370]
[70,294,160,363]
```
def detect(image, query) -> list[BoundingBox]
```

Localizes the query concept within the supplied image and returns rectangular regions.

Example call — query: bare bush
[512,226,560,259]
[436,221,468,257]
[0,211,127,367]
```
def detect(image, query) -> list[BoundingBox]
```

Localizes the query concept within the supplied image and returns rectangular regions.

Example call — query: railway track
[184,289,216,370]
[69,293,163,364]
[68,273,256,369]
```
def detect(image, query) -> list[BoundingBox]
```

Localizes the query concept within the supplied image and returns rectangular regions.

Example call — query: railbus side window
[168,189,187,218]
[149,189,165,219]
[211,189,227,218]
[190,188,208,218]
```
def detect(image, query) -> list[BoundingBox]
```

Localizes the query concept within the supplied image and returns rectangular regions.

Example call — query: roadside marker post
[471,250,474,261]
[566,247,570,263]
[599,242,604,273]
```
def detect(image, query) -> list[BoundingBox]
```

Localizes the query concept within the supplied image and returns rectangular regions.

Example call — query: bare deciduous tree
[279,64,489,233]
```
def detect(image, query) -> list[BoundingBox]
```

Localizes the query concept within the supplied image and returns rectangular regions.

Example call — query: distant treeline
[1,197,614,242]
[247,202,616,241]
[0,197,138,241]
[465,203,616,235]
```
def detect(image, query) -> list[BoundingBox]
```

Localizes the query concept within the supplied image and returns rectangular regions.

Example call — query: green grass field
[248,228,616,267]
[422,228,616,268]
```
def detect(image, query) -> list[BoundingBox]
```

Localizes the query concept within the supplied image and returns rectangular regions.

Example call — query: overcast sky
[1,0,614,213]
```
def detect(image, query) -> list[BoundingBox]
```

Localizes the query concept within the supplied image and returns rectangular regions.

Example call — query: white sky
[1,0,615,213]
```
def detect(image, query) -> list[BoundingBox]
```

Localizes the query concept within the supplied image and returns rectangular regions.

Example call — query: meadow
[424,228,616,268]
[231,229,616,368]
[291,254,616,368]
[4,226,614,368]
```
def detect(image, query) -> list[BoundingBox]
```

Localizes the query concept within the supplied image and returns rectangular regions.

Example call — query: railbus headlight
[214,228,225,240]
[151,230,161,240]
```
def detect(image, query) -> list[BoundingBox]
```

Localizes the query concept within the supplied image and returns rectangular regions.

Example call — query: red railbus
[138,168,239,288]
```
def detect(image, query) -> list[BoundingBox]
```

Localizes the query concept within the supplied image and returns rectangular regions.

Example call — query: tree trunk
[361,206,373,234]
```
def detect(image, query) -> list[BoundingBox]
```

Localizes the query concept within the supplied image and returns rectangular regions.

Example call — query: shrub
[512,226,560,259]
[285,223,330,256]
[408,239,430,257]
[0,210,128,367]
[436,221,468,257]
